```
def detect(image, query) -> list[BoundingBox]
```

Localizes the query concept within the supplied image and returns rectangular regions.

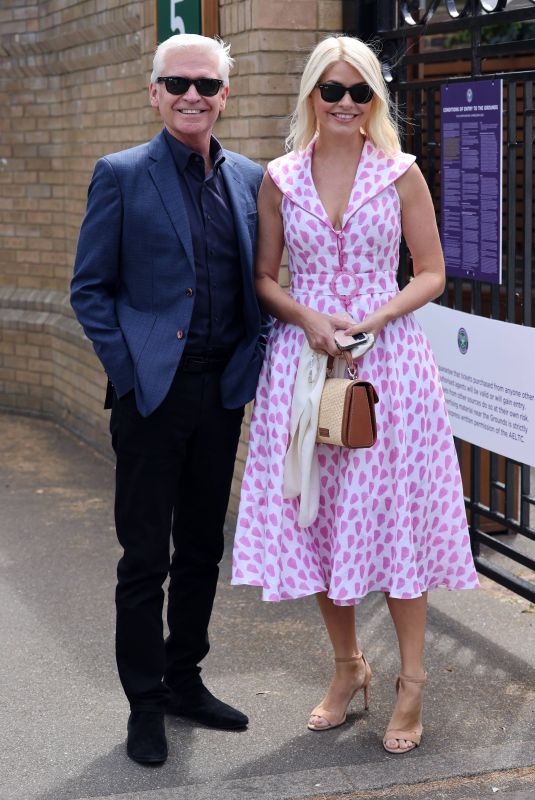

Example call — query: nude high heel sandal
[383,673,427,754]
[307,653,372,731]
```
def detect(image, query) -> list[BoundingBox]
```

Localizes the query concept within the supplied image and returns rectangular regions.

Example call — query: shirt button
[176,330,184,339]
[185,288,193,297]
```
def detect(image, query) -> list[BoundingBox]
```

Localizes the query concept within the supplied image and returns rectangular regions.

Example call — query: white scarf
[282,343,345,528]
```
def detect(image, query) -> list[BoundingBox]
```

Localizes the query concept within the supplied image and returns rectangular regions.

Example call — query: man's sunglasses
[316,82,374,104]
[156,76,224,97]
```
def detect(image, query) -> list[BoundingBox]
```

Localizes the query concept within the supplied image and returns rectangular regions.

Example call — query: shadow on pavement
[1,413,534,800]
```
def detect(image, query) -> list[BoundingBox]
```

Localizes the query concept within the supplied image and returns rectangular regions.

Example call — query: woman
[232,36,479,754]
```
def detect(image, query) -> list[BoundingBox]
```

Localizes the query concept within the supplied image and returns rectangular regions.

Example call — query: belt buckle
[182,355,204,373]
[329,271,361,300]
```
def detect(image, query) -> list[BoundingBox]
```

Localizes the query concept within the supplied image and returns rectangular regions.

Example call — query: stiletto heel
[363,681,370,711]
[383,672,427,754]
[308,652,372,731]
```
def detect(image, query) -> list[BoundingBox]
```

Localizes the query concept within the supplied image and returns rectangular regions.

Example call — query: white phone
[334,330,375,359]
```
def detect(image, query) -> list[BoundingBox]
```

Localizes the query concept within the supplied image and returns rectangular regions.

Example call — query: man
[71,34,269,765]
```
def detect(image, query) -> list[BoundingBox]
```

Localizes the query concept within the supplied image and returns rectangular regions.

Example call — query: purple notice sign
[440,80,503,283]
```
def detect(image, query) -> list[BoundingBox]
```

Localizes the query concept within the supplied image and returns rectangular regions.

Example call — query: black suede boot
[127,711,168,765]
[165,684,248,729]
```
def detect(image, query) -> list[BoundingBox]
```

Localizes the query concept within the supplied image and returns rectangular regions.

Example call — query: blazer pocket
[117,304,158,366]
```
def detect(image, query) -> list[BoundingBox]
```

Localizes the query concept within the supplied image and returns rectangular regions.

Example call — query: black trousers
[110,364,244,711]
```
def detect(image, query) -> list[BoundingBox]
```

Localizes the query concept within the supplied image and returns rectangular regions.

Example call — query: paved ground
[0,412,534,800]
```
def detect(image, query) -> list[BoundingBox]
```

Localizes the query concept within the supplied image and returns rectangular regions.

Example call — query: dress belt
[290,270,399,300]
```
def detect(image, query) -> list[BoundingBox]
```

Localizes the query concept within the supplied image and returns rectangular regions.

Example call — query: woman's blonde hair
[287,36,401,155]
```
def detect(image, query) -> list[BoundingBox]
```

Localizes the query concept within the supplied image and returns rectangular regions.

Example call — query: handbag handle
[326,351,357,379]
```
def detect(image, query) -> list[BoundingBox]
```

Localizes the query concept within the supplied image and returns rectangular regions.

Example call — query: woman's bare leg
[384,593,428,751]
[316,592,359,657]
[308,593,371,730]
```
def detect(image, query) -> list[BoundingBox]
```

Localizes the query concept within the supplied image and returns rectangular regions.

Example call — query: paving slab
[0,412,534,800]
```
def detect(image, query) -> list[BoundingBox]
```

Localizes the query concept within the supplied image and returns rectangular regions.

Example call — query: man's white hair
[151,34,234,86]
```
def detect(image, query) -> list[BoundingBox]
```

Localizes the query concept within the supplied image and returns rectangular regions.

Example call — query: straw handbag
[316,352,379,448]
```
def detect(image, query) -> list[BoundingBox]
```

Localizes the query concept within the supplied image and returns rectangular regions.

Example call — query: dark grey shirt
[163,129,245,354]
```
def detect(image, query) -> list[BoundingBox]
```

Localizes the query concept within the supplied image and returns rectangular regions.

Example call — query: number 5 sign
[170,0,187,35]
[155,0,218,41]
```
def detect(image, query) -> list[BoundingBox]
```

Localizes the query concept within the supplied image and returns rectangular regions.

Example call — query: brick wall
[220,0,343,517]
[0,0,160,451]
[0,0,343,517]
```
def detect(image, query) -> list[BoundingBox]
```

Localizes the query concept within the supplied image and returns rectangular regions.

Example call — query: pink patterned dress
[231,139,479,605]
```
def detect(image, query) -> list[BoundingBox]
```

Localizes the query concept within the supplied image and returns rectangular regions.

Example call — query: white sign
[414,304,535,466]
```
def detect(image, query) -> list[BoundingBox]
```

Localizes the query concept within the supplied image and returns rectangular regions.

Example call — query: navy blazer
[71,131,269,417]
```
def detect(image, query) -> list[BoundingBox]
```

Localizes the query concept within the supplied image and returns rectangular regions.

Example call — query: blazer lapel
[147,131,195,273]
[220,155,259,332]
[220,155,254,272]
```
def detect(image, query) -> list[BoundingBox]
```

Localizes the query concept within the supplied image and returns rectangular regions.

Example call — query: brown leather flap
[342,381,379,448]
[354,380,379,404]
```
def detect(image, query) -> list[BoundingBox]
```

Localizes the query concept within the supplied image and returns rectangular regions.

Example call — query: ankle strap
[398,672,427,684]
[335,653,364,663]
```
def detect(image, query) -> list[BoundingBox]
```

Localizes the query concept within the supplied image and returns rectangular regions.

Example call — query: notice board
[440,79,503,284]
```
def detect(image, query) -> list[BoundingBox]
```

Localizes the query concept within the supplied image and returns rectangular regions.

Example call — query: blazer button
[185,288,193,297]
[176,330,184,339]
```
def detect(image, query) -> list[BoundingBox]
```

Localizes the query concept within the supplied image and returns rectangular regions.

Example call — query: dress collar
[268,138,416,229]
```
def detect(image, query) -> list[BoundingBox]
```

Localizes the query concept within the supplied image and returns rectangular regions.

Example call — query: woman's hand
[301,308,356,357]
[342,307,390,345]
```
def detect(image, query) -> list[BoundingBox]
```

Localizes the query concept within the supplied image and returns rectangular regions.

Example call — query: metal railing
[346,0,535,601]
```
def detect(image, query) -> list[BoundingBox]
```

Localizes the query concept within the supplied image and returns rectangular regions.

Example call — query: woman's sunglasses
[316,82,374,104]
[156,76,224,97]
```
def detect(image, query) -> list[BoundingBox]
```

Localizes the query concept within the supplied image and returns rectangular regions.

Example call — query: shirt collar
[163,129,225,175]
